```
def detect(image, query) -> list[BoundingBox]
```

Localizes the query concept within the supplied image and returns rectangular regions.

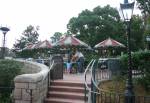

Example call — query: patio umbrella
[94,37,125,49]
[52,35,90,61]
[94,37,125,57]
[35,40,52,49]
[23,43,36,50]
[53,35,89,48]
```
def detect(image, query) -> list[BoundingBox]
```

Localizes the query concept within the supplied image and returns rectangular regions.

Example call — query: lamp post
[146,35,150,50]
[120,0,135,103]
[0,26,10,59]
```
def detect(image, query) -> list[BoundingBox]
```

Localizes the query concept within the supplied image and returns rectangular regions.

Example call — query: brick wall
[13,60,49,103]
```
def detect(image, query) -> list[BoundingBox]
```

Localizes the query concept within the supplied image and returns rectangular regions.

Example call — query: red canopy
[23,43,36,50]
[35,40,52,49]
[94,38,125,49]
[53,35,89,48]
[24,40,52,50]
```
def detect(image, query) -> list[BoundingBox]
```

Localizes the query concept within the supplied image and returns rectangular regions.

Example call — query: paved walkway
[54,72,91,84]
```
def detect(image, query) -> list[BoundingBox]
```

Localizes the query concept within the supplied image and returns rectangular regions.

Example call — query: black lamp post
[0,26,10,59]
[146,35,150,50]
[120,0,135,103]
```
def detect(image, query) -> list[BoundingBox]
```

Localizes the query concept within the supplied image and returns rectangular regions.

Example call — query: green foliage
[50,32,63,43]
[120,50,150,90]
[136,0,150,14]
[13,25,40,50]
[67,5,145,51]
[0,60,23,102]
[67,5,126,47]
[131,15,145,51]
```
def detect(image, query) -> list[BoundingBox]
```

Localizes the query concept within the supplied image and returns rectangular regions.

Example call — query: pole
[125,21,134,103]
[2,32,6,59]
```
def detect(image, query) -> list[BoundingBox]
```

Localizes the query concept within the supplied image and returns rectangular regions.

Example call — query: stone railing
[13,60,49,103]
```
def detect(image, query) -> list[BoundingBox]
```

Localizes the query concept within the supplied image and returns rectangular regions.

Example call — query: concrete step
[49,86,85,93]
[48,91,86,100]
[51,81,90,88]
[45,97,85,103]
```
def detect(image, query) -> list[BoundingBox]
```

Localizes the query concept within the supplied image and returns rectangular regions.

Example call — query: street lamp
[120,0,135,103]
[0,26,10,59]
[146,35,150,50]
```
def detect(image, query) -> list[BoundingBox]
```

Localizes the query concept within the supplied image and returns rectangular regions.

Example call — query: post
[124,20,134,103]
[0,27,10,59]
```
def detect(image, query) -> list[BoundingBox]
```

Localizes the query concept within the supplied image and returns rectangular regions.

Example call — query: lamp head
[0,27,10,34]
[120,0,135,21]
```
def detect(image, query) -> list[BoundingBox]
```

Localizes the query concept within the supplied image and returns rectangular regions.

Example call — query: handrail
[91,59,100,91]
[47,60,54,95]
[84,59,94,90]
[49,60,54,71]
[84,59,123,95]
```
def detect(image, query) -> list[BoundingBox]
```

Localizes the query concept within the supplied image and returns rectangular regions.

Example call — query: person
[66,60,72,74]
[72,50,84,73]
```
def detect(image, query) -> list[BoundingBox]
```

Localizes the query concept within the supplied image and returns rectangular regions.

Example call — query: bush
[0,59,23,102]
[120,50,150,91]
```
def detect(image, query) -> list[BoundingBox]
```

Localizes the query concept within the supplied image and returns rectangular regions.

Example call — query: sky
[0,0,140,49]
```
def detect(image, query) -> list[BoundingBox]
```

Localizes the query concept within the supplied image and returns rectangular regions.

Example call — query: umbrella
[53,35,89,48]
[52,35,90,61]
[23,43,36,50]
[94,37,125,49]
[35,40,52,49]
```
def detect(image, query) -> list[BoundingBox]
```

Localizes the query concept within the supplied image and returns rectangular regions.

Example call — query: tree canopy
[50,32,62,43]
[137,0,150,15]
[13,25,40,50]
[67,5,126,47]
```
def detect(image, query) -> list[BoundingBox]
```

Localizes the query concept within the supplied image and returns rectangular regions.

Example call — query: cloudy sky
[0,0,140,48]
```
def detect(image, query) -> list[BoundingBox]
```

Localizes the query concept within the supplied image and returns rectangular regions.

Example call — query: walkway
[55,73,91,83]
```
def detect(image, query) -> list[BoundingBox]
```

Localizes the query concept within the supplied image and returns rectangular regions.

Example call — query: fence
[84,59,150,103]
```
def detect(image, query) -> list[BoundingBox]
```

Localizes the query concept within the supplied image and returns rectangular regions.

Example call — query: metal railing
[47,60,54,93]
[84,59,150,103]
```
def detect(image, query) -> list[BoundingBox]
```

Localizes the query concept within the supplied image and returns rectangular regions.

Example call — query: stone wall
[13,60,49,103]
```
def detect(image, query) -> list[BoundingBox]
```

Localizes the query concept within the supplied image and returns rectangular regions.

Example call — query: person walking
[73,50,84,73]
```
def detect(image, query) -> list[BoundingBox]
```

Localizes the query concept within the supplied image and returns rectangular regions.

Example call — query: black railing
[84,59,150,103]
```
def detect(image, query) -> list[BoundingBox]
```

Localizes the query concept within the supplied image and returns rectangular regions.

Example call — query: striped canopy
[35,40,52,49]
[23,43,36,50]
[52,35,89,48]
[23,40,52,50]
[94,38,125,49]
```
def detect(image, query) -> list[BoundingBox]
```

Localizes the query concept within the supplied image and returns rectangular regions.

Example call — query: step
[49,86,85,93]
[45,97,85,103]
[51,81,91,88]
[48,91,86,100]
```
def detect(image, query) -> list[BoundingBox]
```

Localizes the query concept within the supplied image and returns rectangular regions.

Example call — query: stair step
[49,86,85,93]
[45,97,85,103]
[51,81,91,87]
[48,91,86,100]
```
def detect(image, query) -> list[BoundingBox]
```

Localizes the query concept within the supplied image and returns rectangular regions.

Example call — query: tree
[130,15,145,50]
[13,25,40,50]
[67,5,126,47]
[137,0,150,47]
[50,32,62,43]
[136,0,150,15]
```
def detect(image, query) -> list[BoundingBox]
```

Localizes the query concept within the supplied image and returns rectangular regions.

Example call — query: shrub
[120,50,150,91]
[0,59,23,102]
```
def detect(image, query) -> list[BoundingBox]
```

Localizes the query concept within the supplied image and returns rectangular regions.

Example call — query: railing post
[93,60,98,103]
[84,74,87,102]
[47,72,50,95]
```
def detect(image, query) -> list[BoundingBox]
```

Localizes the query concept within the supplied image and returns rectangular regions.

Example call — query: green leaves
[13,25,40,50]
[0,60,23,101]
[67,5,125,47]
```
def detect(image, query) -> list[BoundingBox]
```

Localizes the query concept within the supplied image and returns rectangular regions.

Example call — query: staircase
[45,80,89,103]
